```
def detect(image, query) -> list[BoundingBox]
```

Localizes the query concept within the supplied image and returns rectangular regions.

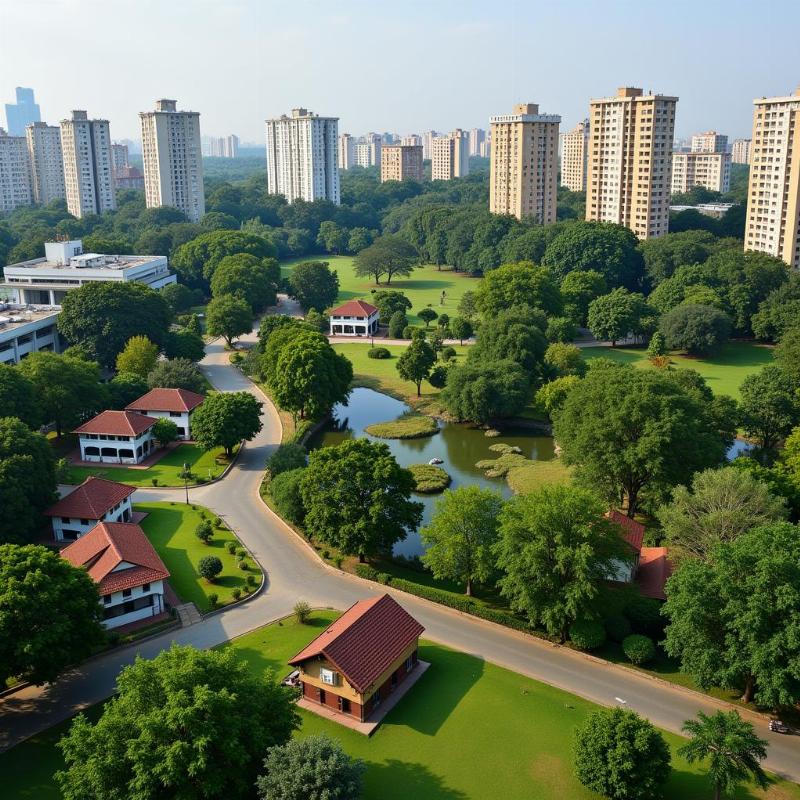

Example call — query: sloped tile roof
[289,594,424,693]
[45,477,134,519]
[74,410,157,436]
[126,387,205,413]
[329,299,379,318]
[606,509,645,552]
[637,547,672,601]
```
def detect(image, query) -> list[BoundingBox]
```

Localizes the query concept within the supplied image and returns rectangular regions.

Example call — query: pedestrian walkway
[173,602,202,627]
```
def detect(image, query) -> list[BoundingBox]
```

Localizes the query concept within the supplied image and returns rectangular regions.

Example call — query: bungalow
[74,410,157,464]
[44,476,135,542]
[328,300,380,337]
[289,594,424,724]
[60,521,170,629]
[126,387,205,440]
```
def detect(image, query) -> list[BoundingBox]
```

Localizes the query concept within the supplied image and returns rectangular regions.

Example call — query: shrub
[622,634,656,665]
[624,594,665,637]
[246,574,257,587]
[151,478,159,486]
[207,592,219,608]
[238,560,249,571]
[546,316,578,344]
[334,556,344,569]
[388,310,407,338]
[294,600,311,624]
[354,564,379,581]
[402,325,415,340]
[195,520,213,544]
[322,549,330,560]
[270,467,306,524]
[605,613,632,643]
[266,442,307,478]
[440,346,457,362]
[658,303,731,355]
[198,556,223,582]
[367,346,391,359]
[226,541,237,555]
[376,572,392,585]
[428,365,448,388]
[232,588,241,601]
[569,620,607,651]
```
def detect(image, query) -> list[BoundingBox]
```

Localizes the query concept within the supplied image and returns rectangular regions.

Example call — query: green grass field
[281,255,479,326]
[136,502,261,611]
[4,611,796,800]
[582,342,774,399]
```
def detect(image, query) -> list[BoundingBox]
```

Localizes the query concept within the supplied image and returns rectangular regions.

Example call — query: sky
[2,0,798,145]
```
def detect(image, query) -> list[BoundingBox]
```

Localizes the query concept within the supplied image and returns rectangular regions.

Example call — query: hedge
[367,346,391,359]
[569,619,607,651]
[622,634,657,665]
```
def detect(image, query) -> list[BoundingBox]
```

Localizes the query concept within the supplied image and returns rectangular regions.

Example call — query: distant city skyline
[2,0,797,143]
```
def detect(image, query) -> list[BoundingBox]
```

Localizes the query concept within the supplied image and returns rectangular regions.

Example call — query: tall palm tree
[680,710,769,800]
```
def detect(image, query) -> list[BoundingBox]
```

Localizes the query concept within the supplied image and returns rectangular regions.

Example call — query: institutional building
[431,129,469,181]
[489,103,560,223]
[731,138,751,164]
[0,128,33,212]
[0,305,62,365]
[691,131,728,153]
[60,110,116,218]
[586,87,678,240]
[744,88,800,267]
[140,99,205,223]
[671,151,731,193]
[338,133,356,170]
[26,122,65,204]
[4,87,40,136]
[561,119,589,192]
[265,108,339,204]
[380,144,424,183]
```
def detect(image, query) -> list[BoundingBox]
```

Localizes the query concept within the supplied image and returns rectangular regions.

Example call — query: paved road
[2,330,799,783]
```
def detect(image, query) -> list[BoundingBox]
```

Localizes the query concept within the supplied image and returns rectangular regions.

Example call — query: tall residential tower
[380,144,424,182]
[0,129,33,212]
[4,88,41,136]
[431,129,469,181]
[26,122,65,204]
[561,119,589,192]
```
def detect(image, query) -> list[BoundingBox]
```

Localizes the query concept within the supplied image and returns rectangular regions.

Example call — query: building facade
[26,122,65,204]
[380,144,424,183]
[744,88,800,267]
[5,87,40,136]
[0,128,33,212]
[338,133,355,170]
[691,130,728,153]
[60,110,116,218]
[0,306,62,365]
[113,165,144,190]
[74,410,157,464]
[469,128,485,157]
[354,133,381,169]
[489,103,560,223]
[671,151,731,193]
[328,300,380,336]
[731,138,751,164]
[431,129,470,181]
[110,142,130,174]
[561,119,589,191]
[126,387,205,440]
[586,87,678,240]
[140,99,205,223]
[265,108,339,204]
[401,134,422,147]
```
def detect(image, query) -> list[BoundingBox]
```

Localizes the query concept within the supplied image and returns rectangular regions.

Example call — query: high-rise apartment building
[338,133,355,170]
[60,110,116,218]
[561,119,589,192]
[224,134,239,158]
[26,122,65,204]
[732,138,751,164]
[671,151,731,193]
[469,128,486,157]
[691,131,728,153]
[0,129,33,212]
[479,133,490,158]
[585,87,677,240]
[380,144,424,183]
[743,88,800,267]
[110,142,130,183]
[5,88,41,137]
[431,129,470,181]
[354,133,381,169]
[401,134,422,147]
[265,107,339,204]
[489,103,560,223]
[140,99,205,223]
[421,131,439,160]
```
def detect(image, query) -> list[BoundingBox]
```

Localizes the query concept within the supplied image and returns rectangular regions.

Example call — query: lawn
[280,255,480,326]
[136,501,261,611]
[582,341,774,399]
[65,443,234,488]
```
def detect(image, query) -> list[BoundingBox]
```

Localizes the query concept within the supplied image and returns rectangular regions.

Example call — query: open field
[280,255,480,326]
[3,611,797,800]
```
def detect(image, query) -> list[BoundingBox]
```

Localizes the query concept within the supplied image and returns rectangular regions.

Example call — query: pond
[307,387,556,558]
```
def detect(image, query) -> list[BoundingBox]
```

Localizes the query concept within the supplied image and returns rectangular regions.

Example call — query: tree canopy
[473,261,563,317]
[287,261,340,312]
[115,335,160,378]
[739,365,799,450]
[353,234,417,284]
[210,253,280,312]
[190,391,262,456]
[396,333,436,396]
[0,364,39,428]
[147,358,207,394]
[205,294,253,346]
[441,359,530,423]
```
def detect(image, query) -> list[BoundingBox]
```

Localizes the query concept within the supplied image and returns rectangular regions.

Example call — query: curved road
[2,330,799,783]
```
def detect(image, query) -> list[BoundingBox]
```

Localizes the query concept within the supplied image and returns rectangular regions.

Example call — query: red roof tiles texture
[74,410,157,436]
[329,299,379,318]
[45,477,135,519]
[126,388,205,413]
[606,509,645,552]
[289,594,424,693]
[637,547,672,600]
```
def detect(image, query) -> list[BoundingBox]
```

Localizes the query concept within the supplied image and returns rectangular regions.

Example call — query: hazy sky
[2,0,798,144]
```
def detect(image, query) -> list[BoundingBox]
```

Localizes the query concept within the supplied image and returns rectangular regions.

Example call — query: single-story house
[329,300,380,337]
[44,476,135,542]
[74,410,157,464]
[289,594,424,723]
[126,387,205,440]
[60,521,170,629]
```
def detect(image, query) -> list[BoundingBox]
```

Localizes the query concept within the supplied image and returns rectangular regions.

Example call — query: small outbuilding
[126,387,205,440]
[328,300,380,336]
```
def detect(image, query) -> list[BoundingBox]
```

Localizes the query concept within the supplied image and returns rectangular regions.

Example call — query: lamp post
[183,462,189,505]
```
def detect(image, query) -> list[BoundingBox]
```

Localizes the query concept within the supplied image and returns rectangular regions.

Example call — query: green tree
[739,365,799,450]
[316,220,350,254]
[535,375,581,416]
[301,439,423,561]
[287,261,340,312]
[573,707,671,800]
[587,288,649,346]
[773,326,800,385]
[449,316,473,345]
[457,290,478,320]
[647,331,667,360]
[164,327,206,362]
[191,391,263,456]
[680,711,768,800]
[115,335,160,378]
[160,282,199,313]
[442,360,530,423]
[0,364,39,427]
[544,342,585,377]
[388,310,408,338]
[421,486,502,596]
[108,372,149,409]
[638,229,717,286]
[560,269,607,326]
[266,443,307,477]
[495,485,627,640]
[257,734,365,800]
[210,253,280,311]
[658,304,731,355]
[198,555,223,581]
[147,358,207,393]
[347,227,374,253]
[269,467,307,525]
[353,235,417,284]
[417,307,438,328]
[152,417,180,447]
[467,305,548,377]
[371,289,412,320]
[396,334,436,396]
[56,644,298,800]
[206,294,253,347]
[473,261,563,317]
[0,544,105,685]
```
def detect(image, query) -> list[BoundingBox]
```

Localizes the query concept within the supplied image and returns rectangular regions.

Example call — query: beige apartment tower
[380,144,424,182]
[26,122,65,204]
[671,151,731,193]
[431,129,470,181]
[744,88,800,267]
[732,138,751,165]
[586,87,677,239]
[691,131,727,153]
[489,103,560,222]
[561,119,589,191]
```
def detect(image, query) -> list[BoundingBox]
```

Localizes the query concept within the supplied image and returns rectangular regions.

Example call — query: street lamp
[183,462,189,505]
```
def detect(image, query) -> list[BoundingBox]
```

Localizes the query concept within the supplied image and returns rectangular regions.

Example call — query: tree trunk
[611,339,617,347]
[416,382,421,397]
[465,578,473,596]
[741,674,755,703]
[715,782,721,800]
[359,553,366,563]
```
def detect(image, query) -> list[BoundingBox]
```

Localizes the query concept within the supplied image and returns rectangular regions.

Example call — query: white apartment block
[671,151,731,193]
[431,129,470,181]
[732,138,751,165]
[265,108,339,204]
[691,131,728,153]
[26,123,65,205]
[469,128,485,157]
[586,87,678,240]
[110,142,129,173]
[744,88,800,267]
[401,134,422,147]
[140,99,205,223]
[353,133,381,169]
[0,305,62,365]
[422,130,440,161]
[561,119,589,192]
[338,133,356,170]
[0,128,33,212]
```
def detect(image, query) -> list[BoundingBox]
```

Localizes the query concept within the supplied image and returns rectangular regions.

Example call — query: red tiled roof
[61,522,169,595]
[606,509,645,552]
[637,547,672,601]
[74,410,157,436]
[289,594,424,693]
[126,387,205,414]
[45,477,134,519]
[329,299,379,318]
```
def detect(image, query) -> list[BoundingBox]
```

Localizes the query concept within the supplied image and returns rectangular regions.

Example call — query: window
[122,588,132,599]
[80,519,89,526]
[320,667,337,686]
[102,595,111,604]
[142,583,150,592]
[61,517,70,524]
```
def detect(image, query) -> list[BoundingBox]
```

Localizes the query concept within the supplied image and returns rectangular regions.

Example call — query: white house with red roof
[45,476,135,541]
[329,299,380,336]
[74,410,157,464]
[60,521,170,629]
[126,387,205,440]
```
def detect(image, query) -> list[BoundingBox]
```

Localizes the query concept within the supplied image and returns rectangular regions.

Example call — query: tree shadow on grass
[667,767,782,800]
[365,759,469,800]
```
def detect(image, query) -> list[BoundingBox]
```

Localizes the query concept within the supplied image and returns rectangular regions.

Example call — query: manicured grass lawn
[136,501,261,612]
[582,341,774,400]
[281,256,480,326]
[66,443,233,488]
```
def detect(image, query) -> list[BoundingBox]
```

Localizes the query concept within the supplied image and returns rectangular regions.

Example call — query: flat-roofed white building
[671,151,731,193]
[0,305,62,364]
